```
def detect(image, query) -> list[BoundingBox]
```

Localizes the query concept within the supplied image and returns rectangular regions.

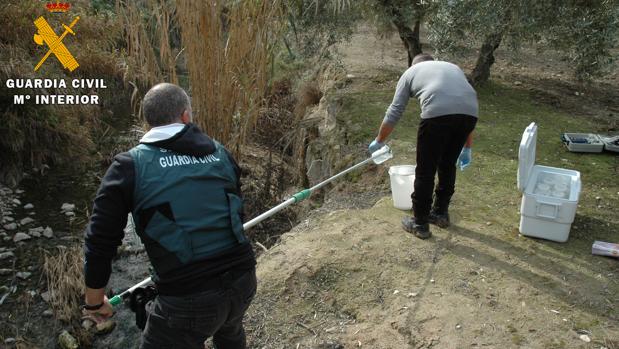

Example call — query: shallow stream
[0,91,151,348]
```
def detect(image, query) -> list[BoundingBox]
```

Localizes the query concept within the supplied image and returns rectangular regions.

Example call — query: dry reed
[43,246,85,322]
[156,0,178,84]
[176,0,283,154]
[117,0,164,87]
[117,0,181,121]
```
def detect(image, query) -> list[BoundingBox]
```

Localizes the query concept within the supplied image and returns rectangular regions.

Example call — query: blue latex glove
[457,147,472,170]
[368,139,384,154]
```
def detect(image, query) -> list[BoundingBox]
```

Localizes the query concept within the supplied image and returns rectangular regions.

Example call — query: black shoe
[401,216,431,239]
[428,211,450,228]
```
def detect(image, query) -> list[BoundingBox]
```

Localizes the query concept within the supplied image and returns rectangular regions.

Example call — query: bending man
[369,54,478,239]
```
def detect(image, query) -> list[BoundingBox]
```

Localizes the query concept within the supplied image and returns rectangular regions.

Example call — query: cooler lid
[518,122,537,192]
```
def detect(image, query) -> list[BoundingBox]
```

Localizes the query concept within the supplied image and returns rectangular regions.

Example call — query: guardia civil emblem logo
[33,1,80,72]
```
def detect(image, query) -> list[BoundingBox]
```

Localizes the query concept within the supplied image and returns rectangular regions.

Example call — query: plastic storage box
[601,135,619,152]
[561,133,619,153]
[518,123,581,242]
[561,133,604,152]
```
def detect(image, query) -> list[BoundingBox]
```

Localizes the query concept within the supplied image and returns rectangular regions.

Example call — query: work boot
[428,210,450,228]
[401,216,431,239]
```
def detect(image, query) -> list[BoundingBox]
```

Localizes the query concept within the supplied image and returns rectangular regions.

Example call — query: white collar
[140,123,186,143]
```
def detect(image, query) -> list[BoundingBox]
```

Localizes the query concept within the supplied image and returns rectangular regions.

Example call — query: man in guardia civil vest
[82,83,256,349]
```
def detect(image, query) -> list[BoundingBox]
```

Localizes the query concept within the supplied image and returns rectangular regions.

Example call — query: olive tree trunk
[470,32,503,86]
[393,18,422,67]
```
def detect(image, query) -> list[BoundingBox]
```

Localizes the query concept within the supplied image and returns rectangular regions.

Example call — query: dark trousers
[140,268,257,349]
[412,114,477,223]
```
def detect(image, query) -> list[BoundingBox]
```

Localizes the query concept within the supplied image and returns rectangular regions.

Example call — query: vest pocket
[143,210,193,264]
[226,193,246,243]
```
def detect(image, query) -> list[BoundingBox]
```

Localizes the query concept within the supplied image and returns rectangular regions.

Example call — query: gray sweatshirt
[383,61,478,125]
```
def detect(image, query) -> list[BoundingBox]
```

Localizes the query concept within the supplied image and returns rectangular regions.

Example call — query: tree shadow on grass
[438,224,617,321]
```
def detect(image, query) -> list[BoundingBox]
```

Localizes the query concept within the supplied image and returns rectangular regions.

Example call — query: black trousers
[140,268,257,349]
[412,114,477,223]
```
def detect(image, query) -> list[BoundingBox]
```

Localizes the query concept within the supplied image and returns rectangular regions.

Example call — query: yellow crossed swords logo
[33,16,80,72]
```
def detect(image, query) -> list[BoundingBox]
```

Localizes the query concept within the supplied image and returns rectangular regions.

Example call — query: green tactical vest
[129,142,246,276]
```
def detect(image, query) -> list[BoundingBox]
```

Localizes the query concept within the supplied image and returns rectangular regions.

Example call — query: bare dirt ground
[245,26,618,349]
[247,199,618,349]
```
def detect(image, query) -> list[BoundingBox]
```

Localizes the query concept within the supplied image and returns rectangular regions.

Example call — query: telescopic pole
[109,145,392,306]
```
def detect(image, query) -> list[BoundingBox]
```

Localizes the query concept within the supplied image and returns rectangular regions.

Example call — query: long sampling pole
[109,145,393,306]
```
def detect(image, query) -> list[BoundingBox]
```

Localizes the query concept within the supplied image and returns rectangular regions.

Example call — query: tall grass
[176,0,283,153]
[156,0,178,84]
[116,0,179,123]
[43,246,84,322]
[117,0,177,87]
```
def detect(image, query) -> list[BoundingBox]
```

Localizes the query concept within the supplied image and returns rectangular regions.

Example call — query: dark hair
[412,53,435,65]
[142,83,191,127]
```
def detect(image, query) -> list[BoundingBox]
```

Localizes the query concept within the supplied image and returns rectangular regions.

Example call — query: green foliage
[281,0,432,66]
[427,1,532,57]
[90,0,115,14]
[366,0,420,29]
[283,0,361,58]
[427,0,619,80]
[541,0,619,79]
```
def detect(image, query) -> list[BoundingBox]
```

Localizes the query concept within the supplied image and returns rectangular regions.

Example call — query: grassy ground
[335,76,619,246]
[247,29,618,347]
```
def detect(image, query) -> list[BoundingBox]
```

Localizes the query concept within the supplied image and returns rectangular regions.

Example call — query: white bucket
[388,165,416,210]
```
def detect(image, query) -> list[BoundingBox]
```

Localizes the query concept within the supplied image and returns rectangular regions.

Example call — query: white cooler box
[518,123,581,242]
